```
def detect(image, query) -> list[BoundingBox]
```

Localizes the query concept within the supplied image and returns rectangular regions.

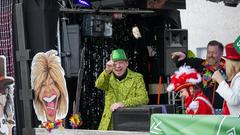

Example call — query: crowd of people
[171,41,240,115]
[95,40,240,130]
[1,40,239,131]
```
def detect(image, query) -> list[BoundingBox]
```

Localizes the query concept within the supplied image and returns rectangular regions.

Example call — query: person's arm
[177,57,204,69]
[95,59,114,91]
[95,70,111,91]
[122,76,149,107]
[186,101,199,114]
[171,51,204,69]
[216,75,240,105]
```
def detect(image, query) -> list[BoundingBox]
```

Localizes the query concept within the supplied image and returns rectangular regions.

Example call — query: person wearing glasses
[95,49,149,130]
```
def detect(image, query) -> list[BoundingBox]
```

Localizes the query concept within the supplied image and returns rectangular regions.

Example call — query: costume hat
[0,55,14,90]
[112,49,128,61]
[167,65,201,92]
[224,43,240,60]
[187,50,196,58]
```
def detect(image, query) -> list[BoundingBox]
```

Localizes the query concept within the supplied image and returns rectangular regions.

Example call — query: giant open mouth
[43,95,57,116]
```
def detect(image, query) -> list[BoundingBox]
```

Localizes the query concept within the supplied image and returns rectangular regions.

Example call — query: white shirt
[216,72,240,115]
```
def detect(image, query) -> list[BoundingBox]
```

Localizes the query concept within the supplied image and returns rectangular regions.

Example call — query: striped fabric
[0,0,14,77]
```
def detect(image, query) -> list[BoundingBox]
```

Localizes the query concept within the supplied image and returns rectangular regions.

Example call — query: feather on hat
[167,65,201,92]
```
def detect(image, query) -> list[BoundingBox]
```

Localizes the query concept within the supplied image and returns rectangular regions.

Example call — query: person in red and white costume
[212,43,240,115]
[167,65,215,115]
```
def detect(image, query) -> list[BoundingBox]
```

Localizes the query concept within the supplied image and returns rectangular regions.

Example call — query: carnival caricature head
[31,50,69,123]
[167,65,202,98]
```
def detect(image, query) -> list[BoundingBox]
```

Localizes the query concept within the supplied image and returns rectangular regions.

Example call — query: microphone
[219,69,227,80]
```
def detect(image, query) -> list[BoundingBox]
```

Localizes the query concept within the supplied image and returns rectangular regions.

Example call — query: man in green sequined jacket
[95,49,149,130]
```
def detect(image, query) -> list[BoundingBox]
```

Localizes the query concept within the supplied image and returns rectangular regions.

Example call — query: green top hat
[112,49,128,61]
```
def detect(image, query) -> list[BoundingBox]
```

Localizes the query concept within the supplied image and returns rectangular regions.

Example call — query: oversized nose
[44,85,53,94]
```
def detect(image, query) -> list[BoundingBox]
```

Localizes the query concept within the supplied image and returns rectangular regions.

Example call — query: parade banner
[150,114,240,135]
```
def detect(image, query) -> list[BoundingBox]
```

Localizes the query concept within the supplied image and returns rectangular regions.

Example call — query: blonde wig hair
[225,59,240,81]
[31,50,69,122]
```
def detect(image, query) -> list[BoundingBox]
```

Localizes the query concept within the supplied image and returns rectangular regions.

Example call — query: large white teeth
[47,106,55,109]
[43,95,57,102]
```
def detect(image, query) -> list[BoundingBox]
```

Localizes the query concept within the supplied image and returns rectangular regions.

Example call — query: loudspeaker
[164,29,188,76]
[62,24,81,78]
[23,0,59,55]
[112,105,175,131]
[82,15,112,37]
